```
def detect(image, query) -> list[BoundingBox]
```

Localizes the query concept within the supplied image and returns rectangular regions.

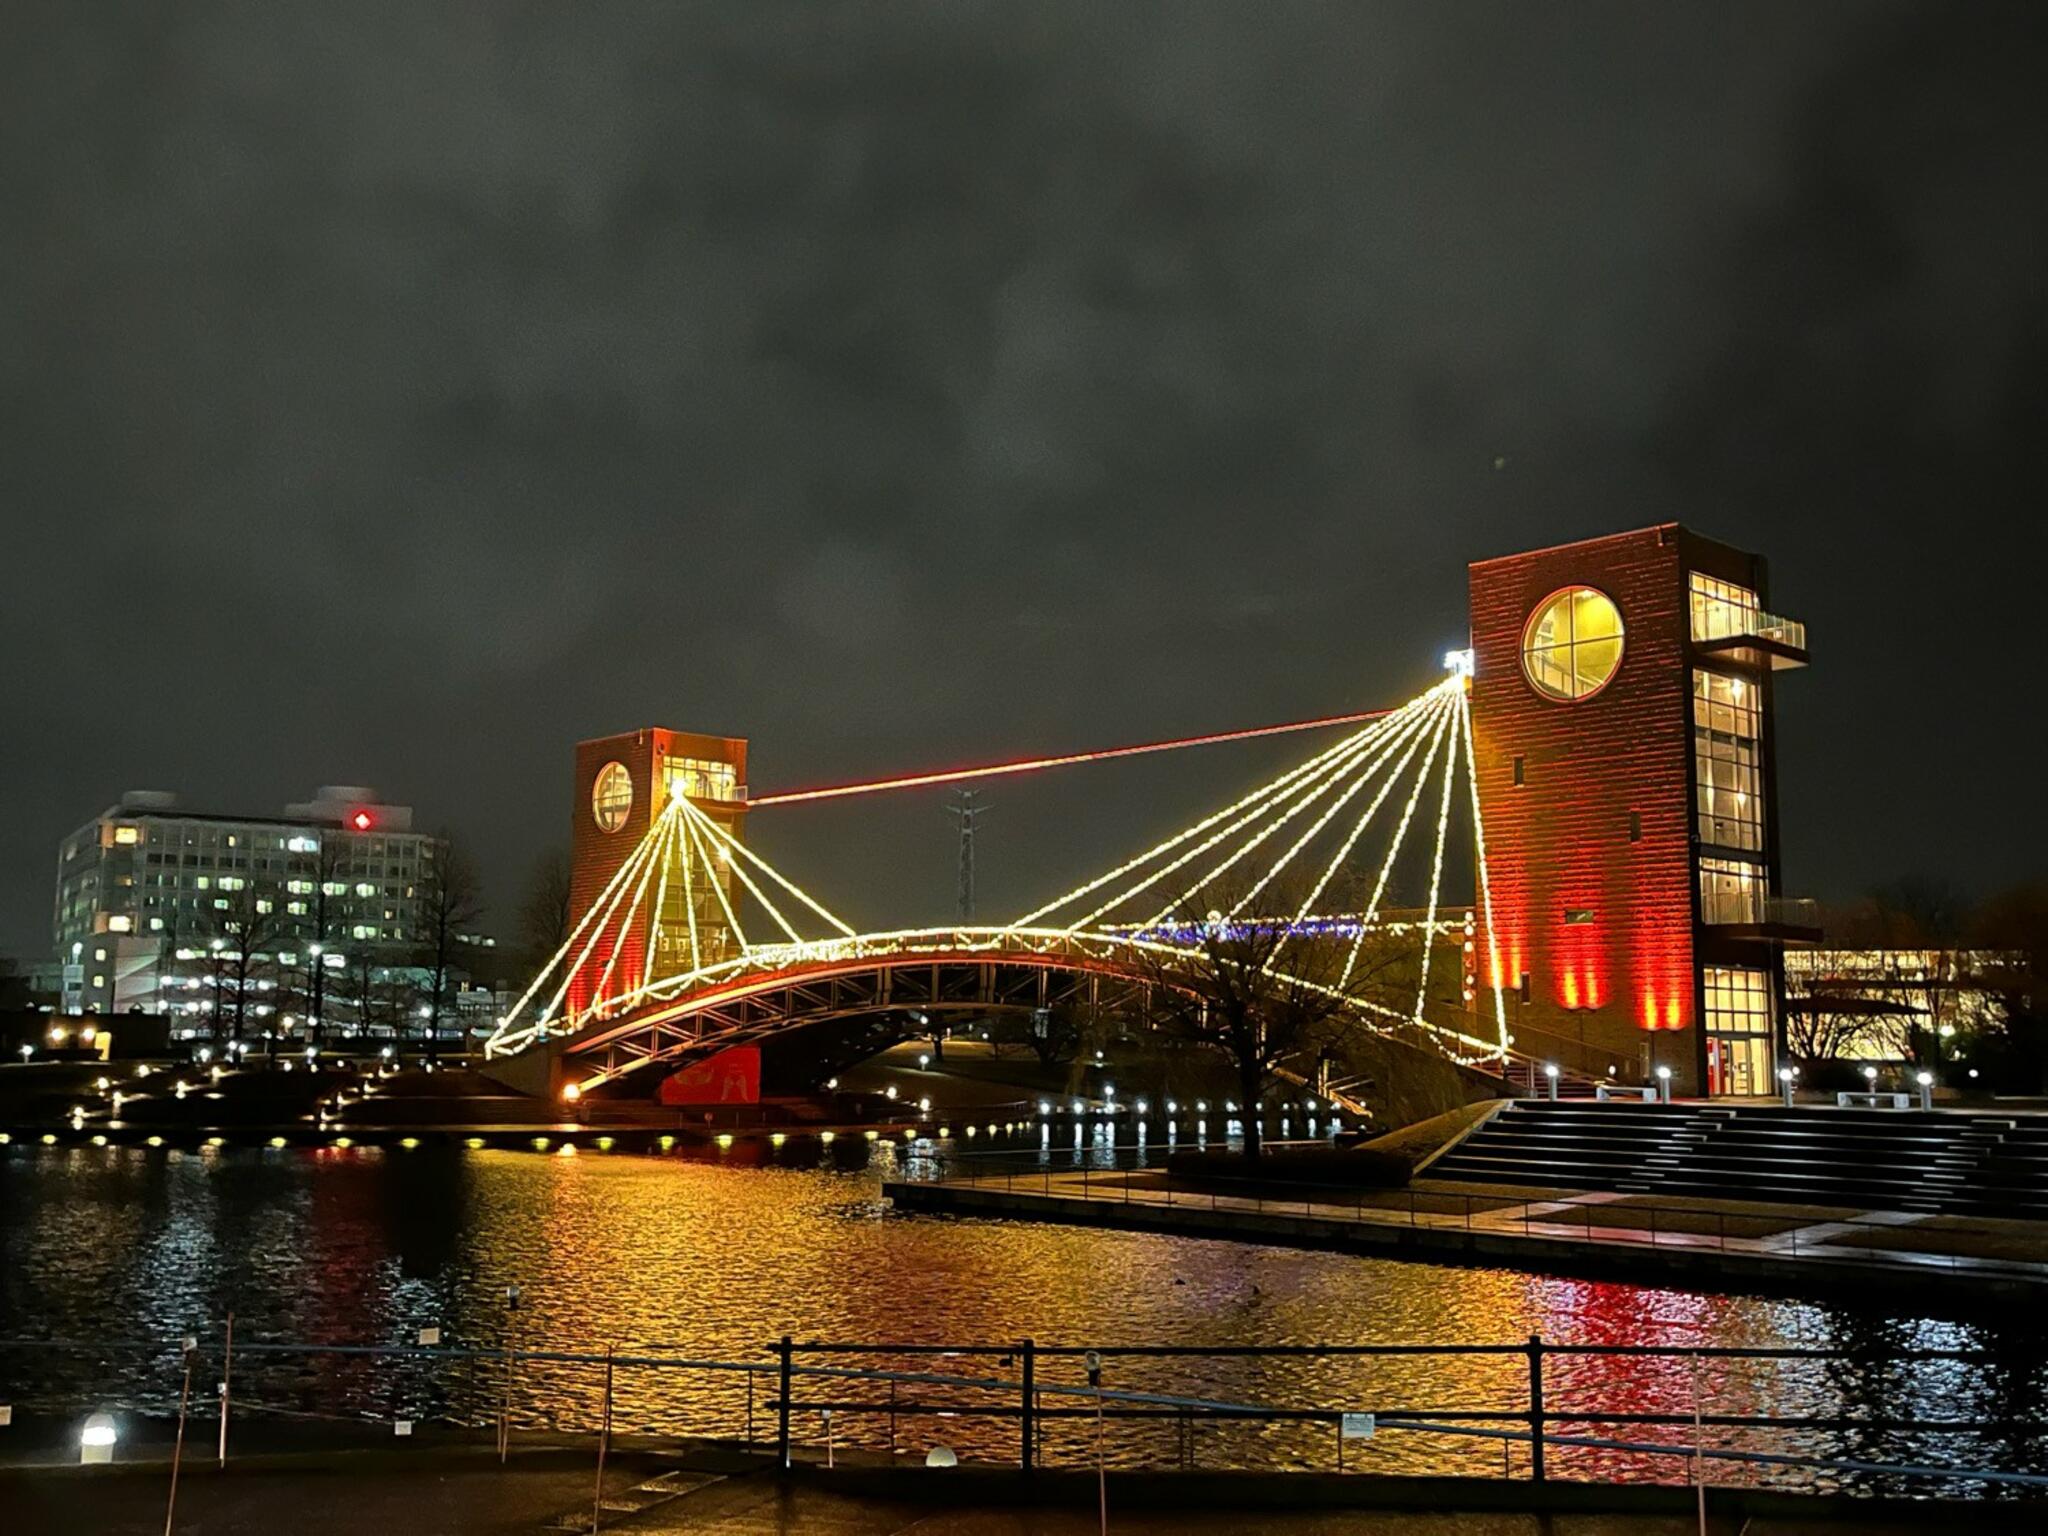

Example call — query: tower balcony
[1692,610,1808,670]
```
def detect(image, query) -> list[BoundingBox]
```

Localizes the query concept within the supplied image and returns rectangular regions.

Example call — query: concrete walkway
[2,1452,2027,1536]
[885,1166,2048,1296]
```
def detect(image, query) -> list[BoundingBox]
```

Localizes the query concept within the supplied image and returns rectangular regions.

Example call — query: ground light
[1654,1065,1672,1104]
[1778,1066,1797,1107]
[80,1412,117,1464]
[1543,1063,1559,1101]
[1917,1070,1935,1111]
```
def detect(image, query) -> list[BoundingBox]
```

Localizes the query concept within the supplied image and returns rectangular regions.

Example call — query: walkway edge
[882,1180,2048,1304]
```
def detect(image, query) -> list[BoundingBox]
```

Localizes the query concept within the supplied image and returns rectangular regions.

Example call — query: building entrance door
[1706,1033,1773,1096]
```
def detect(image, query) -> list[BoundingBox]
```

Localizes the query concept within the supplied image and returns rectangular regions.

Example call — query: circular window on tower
[1521,587,1625,701]
[591,761,634,833]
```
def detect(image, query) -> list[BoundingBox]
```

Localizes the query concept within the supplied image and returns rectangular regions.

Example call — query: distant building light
[351,811,373,831]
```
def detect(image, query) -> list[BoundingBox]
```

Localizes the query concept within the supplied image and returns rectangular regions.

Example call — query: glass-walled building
[51,786,447,1023]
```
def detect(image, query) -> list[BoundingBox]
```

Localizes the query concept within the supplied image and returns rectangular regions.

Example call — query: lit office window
[1693,670,1763,851]
[1698,857,1765,924]
[664,755,739,802]
[1521,588,1625,701]
[1689,573,1759,643]
[113,825,140,845]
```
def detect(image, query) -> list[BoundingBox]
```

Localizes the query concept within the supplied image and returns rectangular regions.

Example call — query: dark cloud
[2,1,2042,951]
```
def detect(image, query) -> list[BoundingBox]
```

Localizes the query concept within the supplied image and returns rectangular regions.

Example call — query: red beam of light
[746,707,1397,808]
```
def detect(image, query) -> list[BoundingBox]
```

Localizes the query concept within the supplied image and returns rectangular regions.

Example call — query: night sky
[3,2,2043,956]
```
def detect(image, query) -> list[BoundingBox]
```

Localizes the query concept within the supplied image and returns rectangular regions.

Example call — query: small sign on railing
[418,1326,442,1347]
[1341,1411,1376,1440]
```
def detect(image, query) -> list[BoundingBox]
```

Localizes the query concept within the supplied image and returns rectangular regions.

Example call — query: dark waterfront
[4,1139,2046,1489]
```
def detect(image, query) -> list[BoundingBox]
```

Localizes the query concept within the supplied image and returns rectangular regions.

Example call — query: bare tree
[517,848,572,969]
[286,839,349,1046]
[1783,992,1884,1063]
[339,946,399,1042]
[414,833,486,1058]
[1126,879,1409,1162]
[214,883,287,1050]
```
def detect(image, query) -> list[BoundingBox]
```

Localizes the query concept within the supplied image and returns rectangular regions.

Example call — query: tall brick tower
[565,728,747,1016]
[1468,526,1811,1096]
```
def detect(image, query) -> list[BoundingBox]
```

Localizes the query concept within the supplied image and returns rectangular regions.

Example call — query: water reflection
[2,1141,2044,1487]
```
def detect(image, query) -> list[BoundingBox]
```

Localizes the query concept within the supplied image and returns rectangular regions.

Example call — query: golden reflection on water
[1,1143,2041,1484]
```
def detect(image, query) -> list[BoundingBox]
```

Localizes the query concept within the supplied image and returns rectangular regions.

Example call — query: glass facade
[1521,587,1625,701]
[664,755,739,803]
[1689,573,1760,643]
[1693,669,1763,851]
[1698,857,1765,925]
[1703,964,1774,1095]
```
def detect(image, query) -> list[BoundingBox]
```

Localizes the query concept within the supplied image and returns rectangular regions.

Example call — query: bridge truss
[483,668,1510,1094]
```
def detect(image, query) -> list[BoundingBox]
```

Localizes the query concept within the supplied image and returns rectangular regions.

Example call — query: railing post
[216,1312,233,1467]
[1020,1338,1036,1473]
[776,1336,793,1470]
[1526,1333,1546,1482]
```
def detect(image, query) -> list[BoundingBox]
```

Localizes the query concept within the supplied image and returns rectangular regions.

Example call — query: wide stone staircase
[1427,1099,2048,1220]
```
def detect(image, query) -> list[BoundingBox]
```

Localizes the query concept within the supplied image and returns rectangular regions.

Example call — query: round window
[591,761,634,833]
[1521,587,1625,701]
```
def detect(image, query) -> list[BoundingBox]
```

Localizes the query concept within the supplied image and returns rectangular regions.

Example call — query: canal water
[3,1138,2044,1490]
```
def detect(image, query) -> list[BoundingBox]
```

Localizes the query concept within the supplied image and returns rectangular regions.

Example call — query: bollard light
[925,1445,958,1468]
[80,1411,117,1464]
[1916,1070,1935,1111]
[1778,1066,1796,1107]
[1543,1063,1559,1101]
[1654,1065,1672,1104]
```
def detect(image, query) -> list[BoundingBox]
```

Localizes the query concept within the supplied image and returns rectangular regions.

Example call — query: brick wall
[1469,526,1697,1084]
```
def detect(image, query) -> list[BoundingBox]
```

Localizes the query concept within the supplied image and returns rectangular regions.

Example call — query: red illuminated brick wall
[1469,526,1695,1082]
[566,728,748,1017]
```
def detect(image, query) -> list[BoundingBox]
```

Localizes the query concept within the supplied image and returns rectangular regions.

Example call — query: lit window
[664,754,738,803]
[1698,857,1765,924]
[92,974,105,989]
[107,916,132,933]
[113,825,140,845]
[1689,573,1759,643]
[287,835,320,854]
[94,947,107,961]
[592,761,635,833]
[1693,670,1764,851]
[1520,588,1624,702]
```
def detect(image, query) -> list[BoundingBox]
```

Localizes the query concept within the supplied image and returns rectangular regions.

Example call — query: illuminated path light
[486,665,1517,1086]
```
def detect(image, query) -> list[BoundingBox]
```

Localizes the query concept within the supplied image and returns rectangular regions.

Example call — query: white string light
[1228,687,1451,922]
[1458,686,1509,1058]
[1340,698,1456,986]
[683,797,858,939]
[1008,696,1427,930]
[1409,686,1463,1027]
